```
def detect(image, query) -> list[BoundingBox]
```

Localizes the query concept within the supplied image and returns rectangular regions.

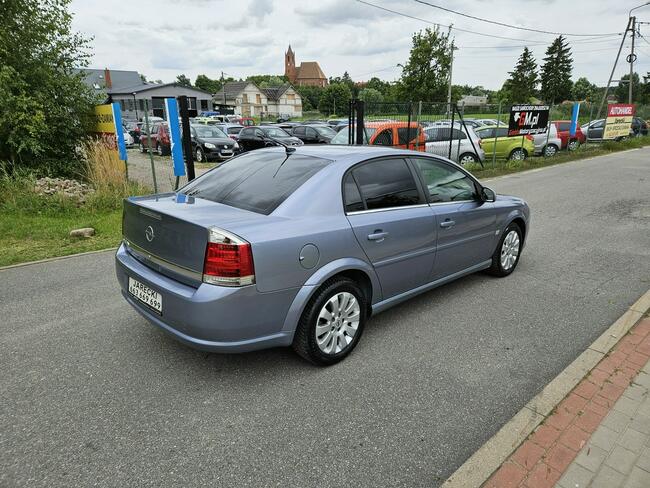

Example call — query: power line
[411,0,622,37]
[356,0,554,43]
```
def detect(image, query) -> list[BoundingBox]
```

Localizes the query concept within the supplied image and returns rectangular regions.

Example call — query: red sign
[606,104,635,117]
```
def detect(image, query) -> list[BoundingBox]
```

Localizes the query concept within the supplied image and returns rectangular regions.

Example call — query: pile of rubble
[34,177,95,203]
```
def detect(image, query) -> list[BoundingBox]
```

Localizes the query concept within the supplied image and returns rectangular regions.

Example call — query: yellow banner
[603,104,634,139]
[93,104,116,134]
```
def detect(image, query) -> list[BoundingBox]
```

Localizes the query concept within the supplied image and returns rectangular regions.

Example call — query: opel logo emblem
[145,225,155,242]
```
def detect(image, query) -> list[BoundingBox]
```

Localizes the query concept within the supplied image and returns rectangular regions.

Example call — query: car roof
[252,144,435,163]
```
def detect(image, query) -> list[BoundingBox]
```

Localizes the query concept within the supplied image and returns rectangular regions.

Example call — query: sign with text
[92,104,127,170]
[603,104,635,140]
[508,105,550,136]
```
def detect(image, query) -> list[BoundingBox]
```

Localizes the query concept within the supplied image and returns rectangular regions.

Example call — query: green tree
[507,47,538,103]
[247,74,288,86]
[258,76,285,88]
[572,76,597,101]
[296,85,324,111]
[539,36,574,104]
[398,27,452,102]
[0,0,97,175]
[175,74,192,87]
[358,87,384,104]
[614,73,641,103]
[194,74,221,93]
[318,83,352,116]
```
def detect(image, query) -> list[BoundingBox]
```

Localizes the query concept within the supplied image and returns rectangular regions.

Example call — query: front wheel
[544,144,558,157]
[292,277,367,366]
[139,142,146,153]
[459,153,478,165]
[487,222,523,277]
[195,147,205,162]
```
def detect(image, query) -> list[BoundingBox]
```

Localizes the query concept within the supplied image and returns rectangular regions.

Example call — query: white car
[532,124,562,157]
[424,125,486,165]
[123,131,134,147]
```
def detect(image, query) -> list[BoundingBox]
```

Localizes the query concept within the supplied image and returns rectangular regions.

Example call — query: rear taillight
[202,228,255,287]
[525,135,533,141]
[477,138,482,148]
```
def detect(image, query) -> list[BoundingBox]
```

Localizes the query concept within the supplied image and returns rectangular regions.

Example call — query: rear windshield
[179,151,331,215]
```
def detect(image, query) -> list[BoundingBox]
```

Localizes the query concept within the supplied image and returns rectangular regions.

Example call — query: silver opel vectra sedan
[116,146,530,365]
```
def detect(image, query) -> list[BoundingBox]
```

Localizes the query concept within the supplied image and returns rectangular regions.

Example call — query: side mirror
[482,187,496,202]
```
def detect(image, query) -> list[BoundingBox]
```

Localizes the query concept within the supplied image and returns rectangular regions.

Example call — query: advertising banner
[92,104,127,173]
[164,98,186,178]
[569,102,580,137]
[508,105,550,136]
[603,104,635,140]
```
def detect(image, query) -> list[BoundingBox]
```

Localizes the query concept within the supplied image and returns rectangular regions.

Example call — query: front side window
[350,159,421,211]
[413,158,479,203]
[476,128,495,139]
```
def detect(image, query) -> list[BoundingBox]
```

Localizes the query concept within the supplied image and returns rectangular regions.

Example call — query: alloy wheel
[315,292,360,355]
[500,230,520,271]
[568,140,580,151]
[196,148,204,162]
[157,144,163,156]
[460,154,477,165]
[544,145,557,157]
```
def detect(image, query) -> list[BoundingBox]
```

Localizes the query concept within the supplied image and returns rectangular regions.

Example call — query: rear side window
[397,127,421,144]
[180,152,331,215]
[477,128,495,139]
[557,122,570,131]
[293,126,306,136]
[343,174,364,212]
[349,158,421,211]
[372,129,393,146]
[495,127,508,138]
[240,128,254,137]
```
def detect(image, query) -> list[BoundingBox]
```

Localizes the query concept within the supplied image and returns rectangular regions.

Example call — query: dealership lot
[1,149,649,487]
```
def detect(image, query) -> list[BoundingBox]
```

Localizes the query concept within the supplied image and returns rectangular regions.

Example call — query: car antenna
[263,134,296,155]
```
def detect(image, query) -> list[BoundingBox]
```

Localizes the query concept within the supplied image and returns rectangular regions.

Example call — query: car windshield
[330,127,377,144]
[180,152,331,215]
[227,127,242,134]
[193,126,228,138]
[263,127,291,138]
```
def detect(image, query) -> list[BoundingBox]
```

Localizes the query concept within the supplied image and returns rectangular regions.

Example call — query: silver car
[424,125,486,165]
[532,124,562,157]
[116,146,530,365]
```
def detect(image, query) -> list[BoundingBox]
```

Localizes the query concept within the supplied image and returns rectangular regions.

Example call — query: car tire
[544,144,559,157]
[195,147,205,162]
[459,153,478,165]
[156,143,163,156]
[508,148,526,161]
[568,139,580,151]
[487,222,523,277]
[292,277,367,366]
[139,142,146,153]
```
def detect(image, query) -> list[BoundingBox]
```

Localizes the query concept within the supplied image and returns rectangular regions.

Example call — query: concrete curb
[0,247,118,272]
[442,289,650,488]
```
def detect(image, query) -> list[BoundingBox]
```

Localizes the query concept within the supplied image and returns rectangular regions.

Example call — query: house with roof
[214,82,302,118]
[284,46,328,88]
[78,68,214,120]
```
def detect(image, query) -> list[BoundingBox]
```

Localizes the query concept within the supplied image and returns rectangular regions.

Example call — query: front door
[343,158,436,298]
[410,157,496,280]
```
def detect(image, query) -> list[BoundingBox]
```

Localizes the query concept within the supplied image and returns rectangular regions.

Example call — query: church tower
[285,45,296,83]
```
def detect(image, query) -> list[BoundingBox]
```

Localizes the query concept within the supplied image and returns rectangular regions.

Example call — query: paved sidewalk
[483,316,650,488]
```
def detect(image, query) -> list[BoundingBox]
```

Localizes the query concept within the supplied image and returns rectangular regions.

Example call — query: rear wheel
[544,144,558,157]
[156,143,163,156]
[292,277,367,366]
[568,139,580,151]
[139,142,146,153]
[487,222,523,277]
[459,153,478,165]
[508,148,526,161]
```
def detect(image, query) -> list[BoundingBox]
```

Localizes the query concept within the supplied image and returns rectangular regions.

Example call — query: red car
[139,122,170,156]
[551,120,586,151]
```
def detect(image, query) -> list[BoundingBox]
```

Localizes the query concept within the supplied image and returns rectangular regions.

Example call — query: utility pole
[596,17,631,119]
[447,39,456,114]
[629,16,636,103]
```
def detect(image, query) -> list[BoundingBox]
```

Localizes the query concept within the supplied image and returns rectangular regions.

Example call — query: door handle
[367,231,389,241]
[440,220,456,228]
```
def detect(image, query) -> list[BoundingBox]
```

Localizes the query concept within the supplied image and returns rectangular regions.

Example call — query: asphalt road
[2,148,649,488]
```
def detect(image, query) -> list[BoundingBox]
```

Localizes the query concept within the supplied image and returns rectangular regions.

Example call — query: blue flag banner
[111,102,128,162]
[569,102,580,137]
[164,98,186,177]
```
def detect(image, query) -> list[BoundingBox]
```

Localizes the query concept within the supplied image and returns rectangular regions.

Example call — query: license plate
[128,277,162,314]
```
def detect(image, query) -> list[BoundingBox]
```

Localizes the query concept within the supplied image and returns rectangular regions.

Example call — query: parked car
[123,131,135,148]
[277,114,291,123]
[582,119,629,142]
[473,118,501,127]
[459,118,486,129]
[124,121,141,143]
[116,146,530,365]
[189,124,238,162]
[239,117,255,127]
[532,124,562,157]
[551,121,587,150]
[474,125,535,160]
[423,125,485,164]
[139,122,170,156]
[214,123,245,142]
[631,117,648,137]
[292,124,337,144]
[237,126,303,152]
[329,121,427,151]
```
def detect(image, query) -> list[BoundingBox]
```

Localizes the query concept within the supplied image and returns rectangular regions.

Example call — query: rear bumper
[115,244,297,353]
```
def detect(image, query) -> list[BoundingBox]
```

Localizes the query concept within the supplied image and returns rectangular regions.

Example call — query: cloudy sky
[70,0,649,90]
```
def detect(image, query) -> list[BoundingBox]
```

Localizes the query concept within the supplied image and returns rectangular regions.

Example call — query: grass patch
[466,137,650,180]
[0,141,150,267]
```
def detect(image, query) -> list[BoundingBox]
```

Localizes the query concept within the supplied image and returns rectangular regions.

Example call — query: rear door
[410,157,496,280]
[344,157,437,298]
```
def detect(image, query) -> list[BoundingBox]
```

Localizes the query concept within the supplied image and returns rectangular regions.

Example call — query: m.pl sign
[508,105,550,136]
